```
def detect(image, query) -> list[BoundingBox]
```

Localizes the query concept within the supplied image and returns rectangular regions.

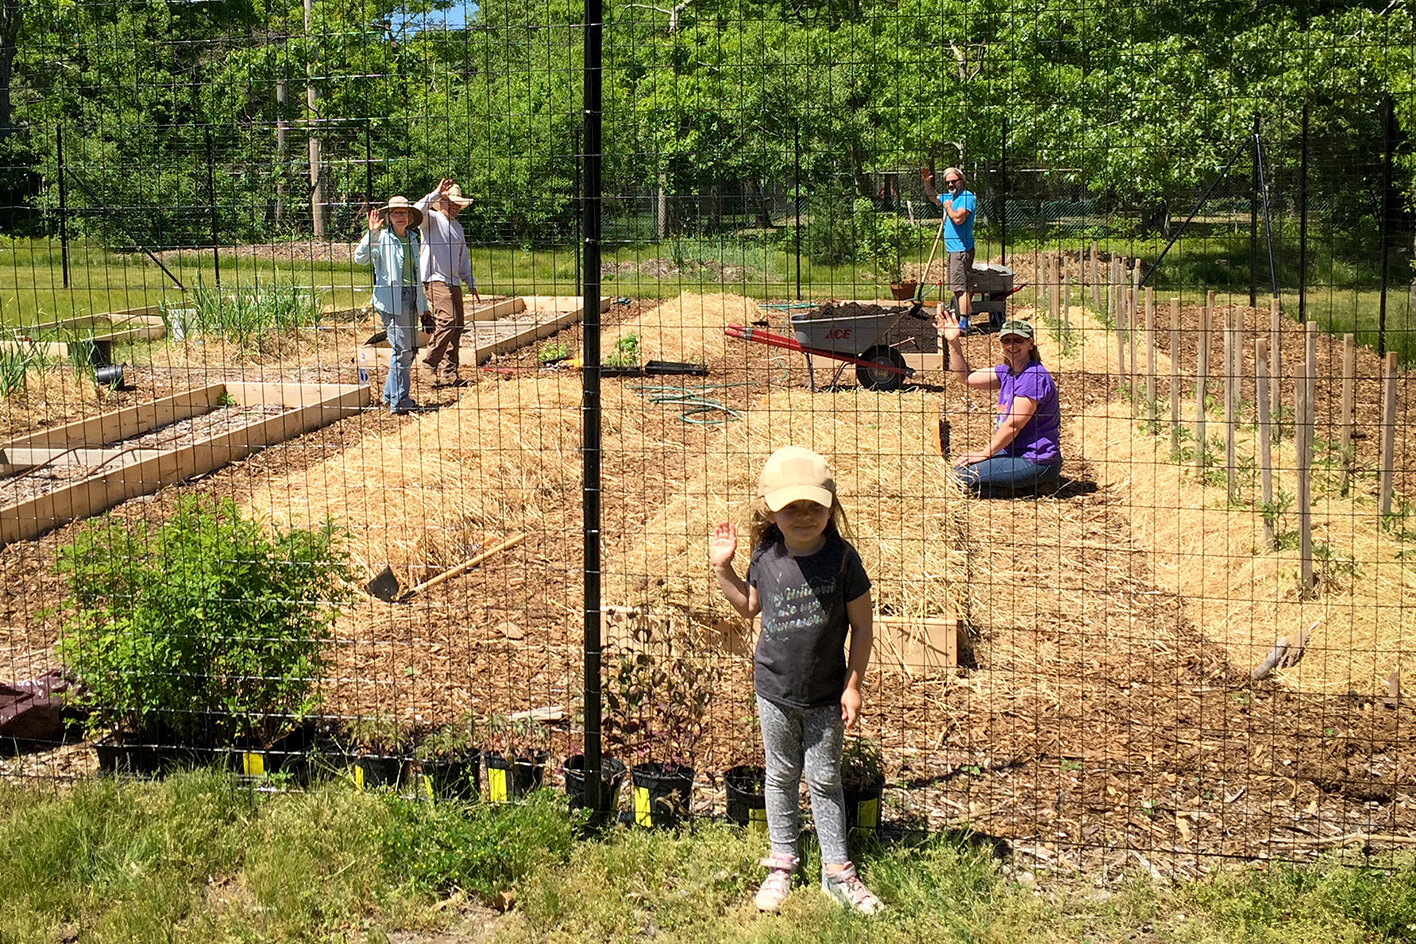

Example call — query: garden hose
[632,383,747,425]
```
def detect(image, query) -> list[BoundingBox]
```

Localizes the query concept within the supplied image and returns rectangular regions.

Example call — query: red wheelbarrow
[725,301,932,392]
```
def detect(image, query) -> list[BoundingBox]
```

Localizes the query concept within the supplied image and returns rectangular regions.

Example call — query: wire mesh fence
[0,0,1413,874]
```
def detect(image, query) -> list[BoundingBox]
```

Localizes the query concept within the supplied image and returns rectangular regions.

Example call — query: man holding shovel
[921,166,976,330]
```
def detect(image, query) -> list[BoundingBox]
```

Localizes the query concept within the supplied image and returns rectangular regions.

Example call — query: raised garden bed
[0,380,369,546]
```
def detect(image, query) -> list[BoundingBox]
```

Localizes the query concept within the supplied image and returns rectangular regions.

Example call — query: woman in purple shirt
[937,306,1062,496]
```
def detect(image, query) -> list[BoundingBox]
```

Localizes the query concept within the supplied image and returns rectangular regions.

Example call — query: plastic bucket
[420,754,480,801]
[723,764,767,830]
[563,755,627,811]
[630,762,695,828]
[844,775,885,831]
[484,750,547,801]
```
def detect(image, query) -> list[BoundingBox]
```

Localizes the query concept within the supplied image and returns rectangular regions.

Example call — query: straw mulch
[1045,305,1415,696]
[603,387,970,636]
[0,367,112,440]
[245,373,608,588]
[607,292,763,366]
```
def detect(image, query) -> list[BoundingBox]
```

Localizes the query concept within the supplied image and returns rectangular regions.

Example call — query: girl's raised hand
[708,521,738,568]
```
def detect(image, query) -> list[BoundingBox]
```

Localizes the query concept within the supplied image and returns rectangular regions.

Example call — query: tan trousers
[421,281,465,375]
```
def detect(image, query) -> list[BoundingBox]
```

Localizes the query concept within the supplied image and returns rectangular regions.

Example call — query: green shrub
[801,195,857,266]
[55,496,348,746]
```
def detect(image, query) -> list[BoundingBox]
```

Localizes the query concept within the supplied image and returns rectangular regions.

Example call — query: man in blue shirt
[921,166,976,330]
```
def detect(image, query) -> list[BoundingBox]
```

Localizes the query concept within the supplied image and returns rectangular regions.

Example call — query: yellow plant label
[489,767,508,802]
[634,786,652,827]
[242,753,264,777]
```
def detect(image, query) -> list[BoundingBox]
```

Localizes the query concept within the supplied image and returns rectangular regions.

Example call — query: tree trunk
[275,76,288,229]
[748,179,772,228]
[0,0,21,143]
[304,0,326,238]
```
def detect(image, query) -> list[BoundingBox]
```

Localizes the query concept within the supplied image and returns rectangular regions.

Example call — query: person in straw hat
[355,195,428,415]
[936,306,1062,496]
[710,446,884,916]
[415,179,480,386]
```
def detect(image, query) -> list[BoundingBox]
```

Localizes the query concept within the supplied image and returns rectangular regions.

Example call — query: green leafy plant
[482,713,543,761]
[603,634,720,768]
[177,280,324,353]
[0,336,48,397]
[54,496,348,747]
[604,333,640,368]
[346,717,410,757]
[1259,490,1299,551]
[537,340,570,364]
[840,735,885,791]
[854,198,911,284]
[414,714,479,762]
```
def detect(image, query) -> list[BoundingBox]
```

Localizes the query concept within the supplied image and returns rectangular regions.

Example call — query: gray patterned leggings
[757,695,849,867]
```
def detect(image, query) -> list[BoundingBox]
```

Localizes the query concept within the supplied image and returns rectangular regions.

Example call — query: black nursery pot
[355,752,406,790]
[723,764,767,829]
[563,754,627,812]
[630,762,695,828]
[484,750,548,801]
[844,774,886,831]
[419,753,481,801]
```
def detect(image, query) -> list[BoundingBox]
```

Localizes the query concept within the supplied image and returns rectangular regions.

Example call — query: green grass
[2,770,1416,942]
[4,232,1411,363]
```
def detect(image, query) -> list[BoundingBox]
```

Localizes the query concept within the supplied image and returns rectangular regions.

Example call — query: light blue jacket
[354,227,428,317]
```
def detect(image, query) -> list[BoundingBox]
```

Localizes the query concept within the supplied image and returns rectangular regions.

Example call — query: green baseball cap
[998,320,1034,340]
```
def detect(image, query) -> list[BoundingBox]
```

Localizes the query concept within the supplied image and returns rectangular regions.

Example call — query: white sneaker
[754,853,798,912]
[822,862,883,915]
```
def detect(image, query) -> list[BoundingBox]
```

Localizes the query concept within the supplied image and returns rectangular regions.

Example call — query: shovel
[365,565,400,602]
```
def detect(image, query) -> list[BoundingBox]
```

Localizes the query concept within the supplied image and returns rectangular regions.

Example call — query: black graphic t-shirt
[747,528,871,709]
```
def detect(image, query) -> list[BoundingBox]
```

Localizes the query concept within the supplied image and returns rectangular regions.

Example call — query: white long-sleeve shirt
[415,189,476,290]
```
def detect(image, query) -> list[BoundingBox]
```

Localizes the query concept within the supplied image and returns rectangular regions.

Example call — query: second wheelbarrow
[725,301,931,392]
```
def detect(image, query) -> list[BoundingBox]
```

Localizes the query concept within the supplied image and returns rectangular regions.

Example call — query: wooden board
[358,296,610,372]
[0,381,369,547]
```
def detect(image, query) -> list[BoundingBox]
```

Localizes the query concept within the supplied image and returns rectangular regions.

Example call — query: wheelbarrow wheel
[856,345,908,392]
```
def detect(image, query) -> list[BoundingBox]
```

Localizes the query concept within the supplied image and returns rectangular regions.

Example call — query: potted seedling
[414,713,480,801]
[54,496,346,776]
[841,735,886,831]
[561,733,628,821]
[721,705,765,829]
[604,633,721,828]
[722,761,767,831]
[482,714,548,801]
[345,716,410,790]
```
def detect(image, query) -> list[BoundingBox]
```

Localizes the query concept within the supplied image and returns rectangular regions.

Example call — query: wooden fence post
[1225,310,1238,504]
[1090,240,1100,310]
[1270,296,1283,444]
[1298,322,1317,594]
[1339,333,1356,497]
[1195,294,1211,467]
[1145,286,1156,407]
[1257,338,1274,549]
[1169,296,1182,453]
[1380,350,1399,516]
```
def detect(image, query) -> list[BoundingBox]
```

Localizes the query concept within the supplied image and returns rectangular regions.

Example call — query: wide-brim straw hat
[444,184,474,208]
[378,196,424,227]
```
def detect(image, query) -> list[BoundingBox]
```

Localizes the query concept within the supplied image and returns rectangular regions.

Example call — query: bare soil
[1,293,1413,877]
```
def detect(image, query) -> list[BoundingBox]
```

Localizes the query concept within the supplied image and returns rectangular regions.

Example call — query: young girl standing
[710,446,883,915]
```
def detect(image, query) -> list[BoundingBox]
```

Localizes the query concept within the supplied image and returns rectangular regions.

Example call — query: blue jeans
[757,696,850,867]
[955,456,1061,497]
[380,288,418,409]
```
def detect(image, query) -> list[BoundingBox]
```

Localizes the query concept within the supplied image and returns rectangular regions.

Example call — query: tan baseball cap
[998,319,1034,340]
[758,446,835,512]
